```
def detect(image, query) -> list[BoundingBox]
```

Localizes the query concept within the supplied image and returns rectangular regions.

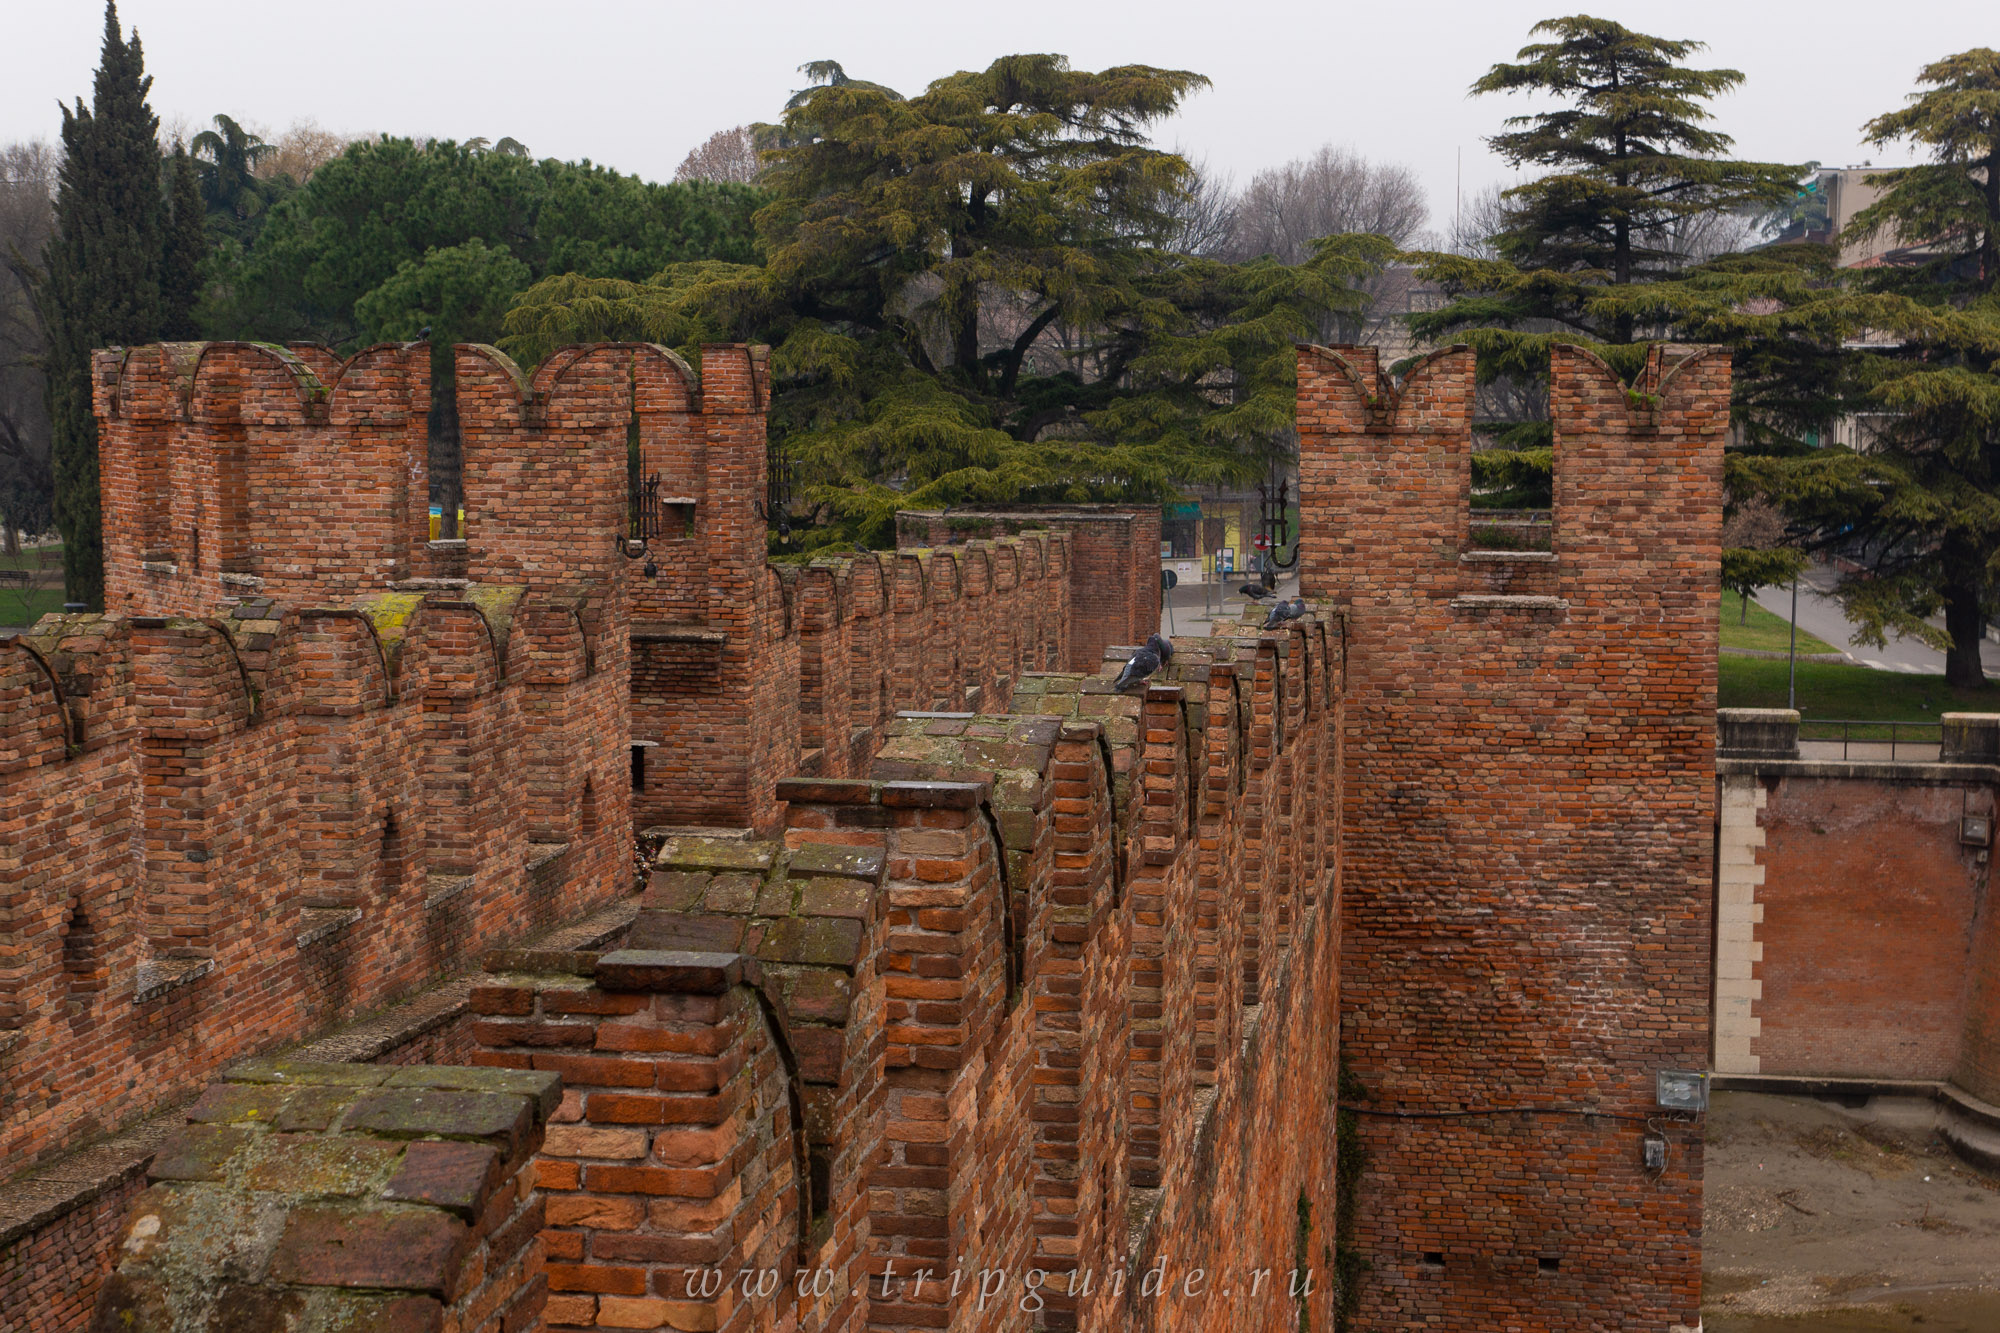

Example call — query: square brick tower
[1299,342,1723,1330]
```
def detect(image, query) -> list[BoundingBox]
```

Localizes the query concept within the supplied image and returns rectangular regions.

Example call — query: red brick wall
[20,329,1390,1331]
[1302,341,1722,1330]
[0,1171,147,1333]
[895,508,1159,673]
[1751,775,1989,1079]
[470,960,814,1333]
[448,604,1342,1332]
[632,533,1074,835]
[97,342,430,618]
[1,343,634,1185]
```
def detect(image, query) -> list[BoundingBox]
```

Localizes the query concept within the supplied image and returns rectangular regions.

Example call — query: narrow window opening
[428,342,462,538]
[808,1146,832,1222]
[61,900,101,1003]
[380,810,404,895]
[1422,1251,1445,1270]
[630,744,647,793]
[579,777,599,836]
[1538,1255,1561,1274]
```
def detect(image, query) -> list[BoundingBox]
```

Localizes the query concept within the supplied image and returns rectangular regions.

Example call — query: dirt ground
[1703,1091,2000,1331]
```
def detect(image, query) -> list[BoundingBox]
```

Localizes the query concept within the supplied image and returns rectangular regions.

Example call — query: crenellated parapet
[894,507,1156,674]
[1301,340,1723,1331]
[632,532,1076,837]
[0,570,632,1183]
[249,615,1344,1333]
[96,341,433,617]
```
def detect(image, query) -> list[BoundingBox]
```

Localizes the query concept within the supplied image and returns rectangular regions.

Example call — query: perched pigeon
[1260,597,1309,630]
[1113,633,1174,691]
[415,325,432,342]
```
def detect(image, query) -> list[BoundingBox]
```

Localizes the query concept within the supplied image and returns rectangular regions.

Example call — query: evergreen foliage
[1620,49,2000,685]
[188,114,282,248]
[505,55,1390,549]
[38,1,164,607]
[210,138,765,349]
[161,143,205,339]
[1406,16,1799,512]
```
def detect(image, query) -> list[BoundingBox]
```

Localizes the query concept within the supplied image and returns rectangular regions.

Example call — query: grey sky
[4,0,1989,234]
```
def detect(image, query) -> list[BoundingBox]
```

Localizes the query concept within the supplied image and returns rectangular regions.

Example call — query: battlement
[9,328,1742,1331]
[96,341,433,615]
[1301,344,1723,1330]
[0,571,631,1182]
[894,507,1162,673]
[93,339,777,621]
[634,535,1082,836]
[423,605,1341,1332]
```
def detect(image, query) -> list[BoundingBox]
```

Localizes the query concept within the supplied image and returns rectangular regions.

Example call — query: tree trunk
[1739,591,1749,625]
[954,286,980,385]
[1943,578,1987,688]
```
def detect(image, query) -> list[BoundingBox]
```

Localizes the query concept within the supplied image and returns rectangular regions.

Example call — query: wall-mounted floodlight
[1656,1070,1708,1111]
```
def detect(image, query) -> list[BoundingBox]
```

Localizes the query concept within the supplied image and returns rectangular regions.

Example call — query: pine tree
[1620,49,2000,685]
[1407,16,1800,507]
[503,55,1388,549]
[38,1,163,608]
[161,142,205,339]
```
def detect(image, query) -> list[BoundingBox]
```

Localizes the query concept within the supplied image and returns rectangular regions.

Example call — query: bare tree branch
[675,126,763,185]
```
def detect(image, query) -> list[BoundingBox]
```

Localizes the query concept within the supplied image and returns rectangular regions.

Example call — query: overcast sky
[4,0,1990,235]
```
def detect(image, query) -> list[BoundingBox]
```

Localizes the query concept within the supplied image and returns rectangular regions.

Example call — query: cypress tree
[39,2,163,608]
[161,142,205,339]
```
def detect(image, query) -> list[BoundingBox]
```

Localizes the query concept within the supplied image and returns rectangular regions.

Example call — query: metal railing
[1796,718,1943,761]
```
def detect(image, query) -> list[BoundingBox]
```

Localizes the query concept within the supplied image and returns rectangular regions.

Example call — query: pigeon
[415,325,432,342]
[1261,597,1309,630]
[1113,633,1174,691]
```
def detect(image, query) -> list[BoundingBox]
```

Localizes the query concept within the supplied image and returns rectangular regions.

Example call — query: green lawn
[0,544,64,626]
[0,588,66,625]
[1718,653,1999,726]
[1719,596,1836,654]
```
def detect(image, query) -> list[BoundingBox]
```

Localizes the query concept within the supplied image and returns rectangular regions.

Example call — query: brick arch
[187,341,321,426]
[1,634,74,756]
[402,601,505,698]
[290,609,395,713]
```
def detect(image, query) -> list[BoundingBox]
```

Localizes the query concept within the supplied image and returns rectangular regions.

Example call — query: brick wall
[0,1171,148,1333]
[1302,341,1722,1331]
[2,340,636,1218]
[20,323,1780,1333]
[0,608,629,1191]
[441,603,1342,1332]
[97,342,431,617]
[1729,771,1990,1079]
[1714,714,2000,1102]
[91,1060,558,1330]
[895,508,1159,673]
[633,535,1075,837]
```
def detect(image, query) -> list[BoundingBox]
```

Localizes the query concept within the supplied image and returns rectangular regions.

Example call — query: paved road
[1159,572,1301,639]
[1750,566,2000,677]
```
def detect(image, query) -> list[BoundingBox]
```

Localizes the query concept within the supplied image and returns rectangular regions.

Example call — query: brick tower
[1299,342,1723,1330]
